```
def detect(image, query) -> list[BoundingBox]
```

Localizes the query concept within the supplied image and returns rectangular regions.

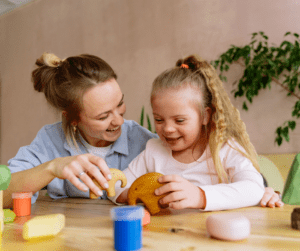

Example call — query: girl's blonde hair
[32,52,117,149]
[151,55,259,183]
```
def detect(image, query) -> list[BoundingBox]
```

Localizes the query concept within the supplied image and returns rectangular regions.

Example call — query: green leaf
[140,106,144,126]
[275,136,283,146]
[263,35,269,40]
[285,32,291,36]
[282,126,289,142]
[243,102,248,111]
[288,121,296,130]
[146,114,152,132]
[294,33,299,38]
[276,127,282,135]
[255,42,262,53]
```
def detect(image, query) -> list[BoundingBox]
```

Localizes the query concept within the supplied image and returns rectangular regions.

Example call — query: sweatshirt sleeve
[199,144,265,211]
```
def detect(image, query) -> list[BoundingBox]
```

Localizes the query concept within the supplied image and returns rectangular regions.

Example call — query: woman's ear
[62,111,77,126]
[202,107,211,126]
[62,111,67,119]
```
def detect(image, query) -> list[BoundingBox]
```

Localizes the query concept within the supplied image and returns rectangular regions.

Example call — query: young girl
[111,55,265,211]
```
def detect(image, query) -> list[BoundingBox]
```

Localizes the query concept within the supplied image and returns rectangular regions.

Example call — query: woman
[4,53,282,208]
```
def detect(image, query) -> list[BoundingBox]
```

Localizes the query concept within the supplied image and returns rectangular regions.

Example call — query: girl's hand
[261,187,284,208]
[49,154,111,197]
[154,175,206,209]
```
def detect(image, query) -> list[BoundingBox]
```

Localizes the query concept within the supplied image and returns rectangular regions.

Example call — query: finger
[155,182,183,196]
[88,155,112,180]
[261,194,272,207]
[169,199,188,210]
[159,191,185,205]
[77,155,110,189]
[275,200,284,207]
[158,174,183,184]
[63,168,89,192]
[78,173,104,197]
[260,187,275,207]
[267,194,281,208]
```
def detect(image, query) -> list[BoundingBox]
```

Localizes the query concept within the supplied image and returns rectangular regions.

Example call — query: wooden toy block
[22,214,65,240]
[127,172,164,215]
[89,168,127,198]
[291,208,300,230]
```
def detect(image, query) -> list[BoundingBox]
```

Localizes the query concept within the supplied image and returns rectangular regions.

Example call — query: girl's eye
[176,119,185,123]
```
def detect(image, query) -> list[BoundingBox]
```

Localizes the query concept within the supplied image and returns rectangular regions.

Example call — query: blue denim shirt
[8,119,157,203]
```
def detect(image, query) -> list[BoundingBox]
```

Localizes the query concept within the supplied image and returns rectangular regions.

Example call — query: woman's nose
[111,110,124,126]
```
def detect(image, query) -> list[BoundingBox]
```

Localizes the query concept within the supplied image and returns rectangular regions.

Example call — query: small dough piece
[127,172,164,215]
[89,168,127,198]
[206,213,251,241]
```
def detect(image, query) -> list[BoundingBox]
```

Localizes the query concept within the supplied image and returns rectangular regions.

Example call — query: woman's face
[76,79,126,147]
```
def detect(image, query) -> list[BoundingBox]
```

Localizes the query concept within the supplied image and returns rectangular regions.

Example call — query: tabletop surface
[2,191,300,251]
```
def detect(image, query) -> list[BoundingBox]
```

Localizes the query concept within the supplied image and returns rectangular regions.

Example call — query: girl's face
[76,79,126,147]
[152,87,210,156]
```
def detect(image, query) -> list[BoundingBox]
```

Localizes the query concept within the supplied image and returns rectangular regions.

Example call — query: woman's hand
[261,187,284,208]
[49,153,111,197]
[154,175,206,209]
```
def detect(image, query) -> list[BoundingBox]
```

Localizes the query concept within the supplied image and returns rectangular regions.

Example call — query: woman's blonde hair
[32,52,117,149]
[151,55,259,183]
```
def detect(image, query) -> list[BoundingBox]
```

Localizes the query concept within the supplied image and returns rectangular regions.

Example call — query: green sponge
[282,153,300,204]
[0,165,11,190]
[4,209,16,223]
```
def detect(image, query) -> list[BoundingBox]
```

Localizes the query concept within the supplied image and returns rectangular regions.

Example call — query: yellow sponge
[22,214,65,240]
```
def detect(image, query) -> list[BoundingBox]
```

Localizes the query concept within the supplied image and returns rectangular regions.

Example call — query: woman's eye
[99,116,108,121]
[118,101,124,107]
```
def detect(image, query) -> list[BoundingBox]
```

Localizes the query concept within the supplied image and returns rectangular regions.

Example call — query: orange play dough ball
[142,209,150,226]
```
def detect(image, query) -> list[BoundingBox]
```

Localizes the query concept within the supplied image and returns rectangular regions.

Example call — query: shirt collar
[63,120,129,156]
[109,121,129,156]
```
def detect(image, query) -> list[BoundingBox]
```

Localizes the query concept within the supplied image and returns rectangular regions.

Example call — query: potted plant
[212,31,300,146]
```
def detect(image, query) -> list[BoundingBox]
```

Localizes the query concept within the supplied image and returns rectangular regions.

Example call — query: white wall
[0,0,299,164]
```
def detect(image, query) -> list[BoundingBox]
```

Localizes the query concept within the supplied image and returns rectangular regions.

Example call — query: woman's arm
[4,154,112,208]
[4,160,55,208]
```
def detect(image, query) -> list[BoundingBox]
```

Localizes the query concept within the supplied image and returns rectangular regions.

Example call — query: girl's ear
[202,107,211,126]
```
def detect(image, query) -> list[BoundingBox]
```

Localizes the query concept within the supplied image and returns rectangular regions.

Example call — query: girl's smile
[152,86,210,162]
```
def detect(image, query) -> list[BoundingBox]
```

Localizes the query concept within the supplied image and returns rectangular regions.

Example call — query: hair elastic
[180,64,189,69]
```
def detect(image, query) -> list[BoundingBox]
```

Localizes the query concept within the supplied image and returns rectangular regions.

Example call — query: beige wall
[0,0,299,164]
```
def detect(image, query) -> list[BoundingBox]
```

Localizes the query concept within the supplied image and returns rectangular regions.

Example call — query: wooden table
[2,191,300,250]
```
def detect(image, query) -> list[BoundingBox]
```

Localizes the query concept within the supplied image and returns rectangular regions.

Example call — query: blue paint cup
[110,206,144,251]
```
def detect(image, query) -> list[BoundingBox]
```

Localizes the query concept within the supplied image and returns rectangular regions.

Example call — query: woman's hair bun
[36,52,63,67]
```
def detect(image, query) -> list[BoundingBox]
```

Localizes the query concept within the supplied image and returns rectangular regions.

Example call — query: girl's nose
[163,122,176,134]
